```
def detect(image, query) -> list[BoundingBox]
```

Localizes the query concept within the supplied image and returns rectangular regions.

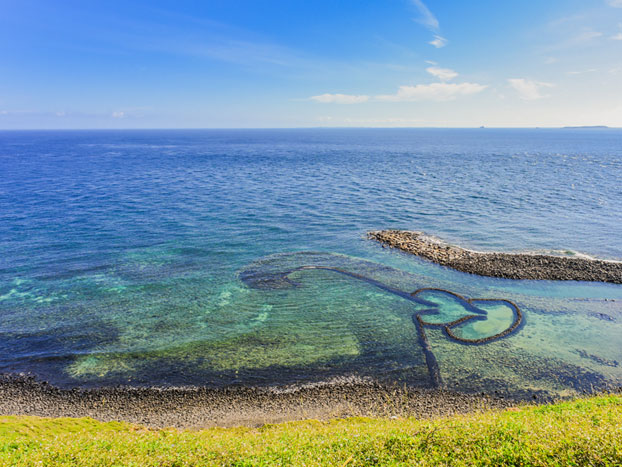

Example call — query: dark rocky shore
[0,375,518,429]
[369,230,622,284]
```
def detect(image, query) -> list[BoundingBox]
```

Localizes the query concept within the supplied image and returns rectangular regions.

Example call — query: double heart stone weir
[248,265,523,388]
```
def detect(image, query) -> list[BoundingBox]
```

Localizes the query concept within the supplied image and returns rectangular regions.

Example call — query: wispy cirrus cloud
[310,93,369,104]
[543,13,606,53]
[574,30,604,42]
[607,0,622,7]
[508,79,554,100]
[566,69,597,75]
[410,0,448,48]
[411,0,439,30]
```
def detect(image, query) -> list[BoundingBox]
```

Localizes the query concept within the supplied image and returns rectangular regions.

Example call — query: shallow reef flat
[369,230,622,284]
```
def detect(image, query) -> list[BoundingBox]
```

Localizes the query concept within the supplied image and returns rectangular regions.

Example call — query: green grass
[1,395,621,466]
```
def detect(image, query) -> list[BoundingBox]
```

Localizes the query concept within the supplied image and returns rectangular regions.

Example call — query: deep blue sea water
[0,129,621,396]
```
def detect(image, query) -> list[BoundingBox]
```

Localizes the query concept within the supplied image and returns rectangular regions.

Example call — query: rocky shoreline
[0,375,519,429]
[369,230,622,284]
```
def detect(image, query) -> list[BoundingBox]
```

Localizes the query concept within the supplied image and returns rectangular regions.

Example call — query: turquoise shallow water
[0,129,621,396]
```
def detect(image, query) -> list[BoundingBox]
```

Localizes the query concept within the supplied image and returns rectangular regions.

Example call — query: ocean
[0,128,621,396]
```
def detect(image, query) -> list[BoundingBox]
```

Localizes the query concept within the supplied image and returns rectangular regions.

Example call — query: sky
[1,0,622,128]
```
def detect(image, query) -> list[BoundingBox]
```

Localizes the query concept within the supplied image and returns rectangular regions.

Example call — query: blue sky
[1,0,622,128]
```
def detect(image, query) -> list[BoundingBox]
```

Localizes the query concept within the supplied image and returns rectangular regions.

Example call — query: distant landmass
[562,125,609,129]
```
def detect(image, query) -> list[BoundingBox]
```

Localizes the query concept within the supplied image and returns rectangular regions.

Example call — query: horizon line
[0,126,619,131]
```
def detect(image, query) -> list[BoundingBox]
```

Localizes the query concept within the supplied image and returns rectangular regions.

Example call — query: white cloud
[429,35,448,48]
[612,23,622,40]
[111,111,126,118]
[508,79,554,100]
[426,66,458,81]
[607,0,622,7]
[410,1,448,48]
[377,82,487,102]
[310,93,369,104]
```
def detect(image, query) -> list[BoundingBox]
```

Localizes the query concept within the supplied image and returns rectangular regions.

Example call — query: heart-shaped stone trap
[411,288,522,344]
[248,262,523,347]
[411,289,483,325]
[449,300,519,342]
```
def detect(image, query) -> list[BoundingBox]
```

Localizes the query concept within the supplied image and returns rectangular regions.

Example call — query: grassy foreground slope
[1,395,621,466]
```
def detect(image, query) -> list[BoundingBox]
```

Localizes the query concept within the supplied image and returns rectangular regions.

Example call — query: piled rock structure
[368,230,622,284]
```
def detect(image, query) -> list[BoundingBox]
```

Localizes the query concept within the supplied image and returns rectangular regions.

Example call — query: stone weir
[368,230,622,284]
